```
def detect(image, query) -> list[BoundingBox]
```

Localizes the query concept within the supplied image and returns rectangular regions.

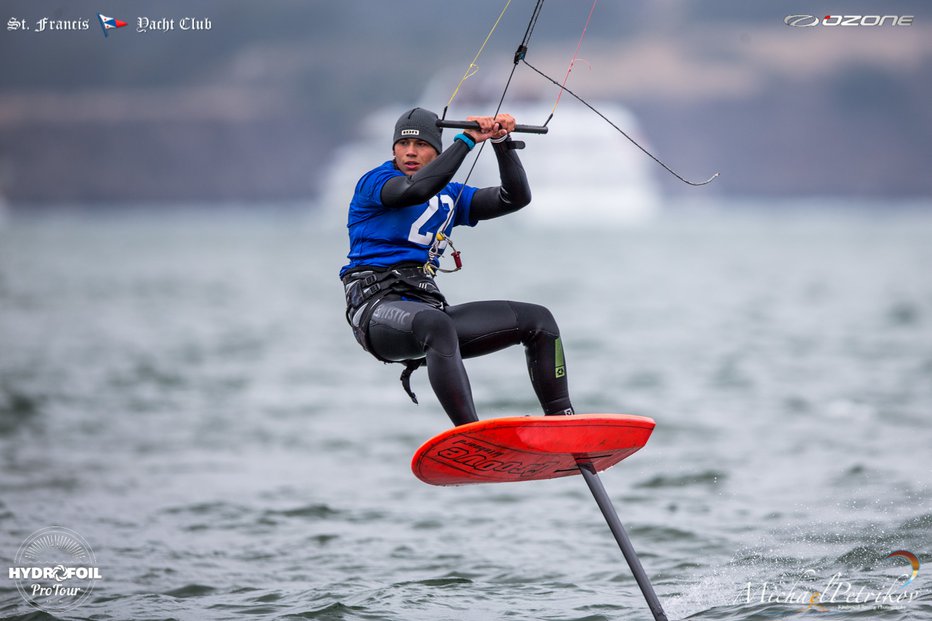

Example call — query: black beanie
[393,108,442,154]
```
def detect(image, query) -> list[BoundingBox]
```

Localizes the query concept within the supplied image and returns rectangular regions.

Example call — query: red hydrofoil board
[412,414,655,486]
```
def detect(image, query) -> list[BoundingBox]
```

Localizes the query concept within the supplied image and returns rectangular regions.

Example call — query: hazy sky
[1,1,930,202]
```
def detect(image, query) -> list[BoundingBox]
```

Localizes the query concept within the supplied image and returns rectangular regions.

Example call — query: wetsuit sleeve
[380,141,472,208]
[468,137,531,222]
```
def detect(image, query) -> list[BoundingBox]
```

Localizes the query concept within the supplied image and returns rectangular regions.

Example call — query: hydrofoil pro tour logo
[785,14,914,27]
[8,527,102,613]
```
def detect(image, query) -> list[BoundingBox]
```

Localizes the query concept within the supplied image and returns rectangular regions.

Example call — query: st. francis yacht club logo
[7,527,102,613]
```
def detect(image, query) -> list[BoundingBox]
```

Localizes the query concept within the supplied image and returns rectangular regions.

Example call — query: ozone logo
[785,14,914,27]
[785,15,820,27]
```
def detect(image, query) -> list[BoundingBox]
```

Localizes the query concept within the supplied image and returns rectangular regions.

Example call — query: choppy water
[1,202,930,621]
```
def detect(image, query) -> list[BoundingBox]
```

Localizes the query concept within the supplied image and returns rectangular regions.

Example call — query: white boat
[459,100,661,227]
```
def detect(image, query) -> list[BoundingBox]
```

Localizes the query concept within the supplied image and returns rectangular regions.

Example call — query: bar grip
[436,119,549,134]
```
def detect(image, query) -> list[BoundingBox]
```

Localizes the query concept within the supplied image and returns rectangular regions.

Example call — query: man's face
[393,138,438,176]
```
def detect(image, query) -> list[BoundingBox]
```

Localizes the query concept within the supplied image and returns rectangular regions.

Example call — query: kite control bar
[436,119,549,134]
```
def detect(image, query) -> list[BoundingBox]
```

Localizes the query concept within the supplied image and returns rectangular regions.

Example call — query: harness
[342,264,447,403]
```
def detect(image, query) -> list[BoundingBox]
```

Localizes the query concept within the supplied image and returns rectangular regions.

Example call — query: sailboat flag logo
[97,13,128,37]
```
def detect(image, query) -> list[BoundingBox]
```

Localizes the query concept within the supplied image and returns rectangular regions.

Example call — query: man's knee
[510,301,559,337]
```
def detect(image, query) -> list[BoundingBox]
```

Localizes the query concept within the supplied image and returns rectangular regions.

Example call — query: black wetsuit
[341,136,574,426]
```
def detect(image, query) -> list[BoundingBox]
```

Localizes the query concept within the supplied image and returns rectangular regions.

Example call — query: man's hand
[463,114,516,143]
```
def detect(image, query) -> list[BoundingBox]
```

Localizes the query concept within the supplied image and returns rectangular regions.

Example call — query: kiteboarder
[340,107,575,426]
